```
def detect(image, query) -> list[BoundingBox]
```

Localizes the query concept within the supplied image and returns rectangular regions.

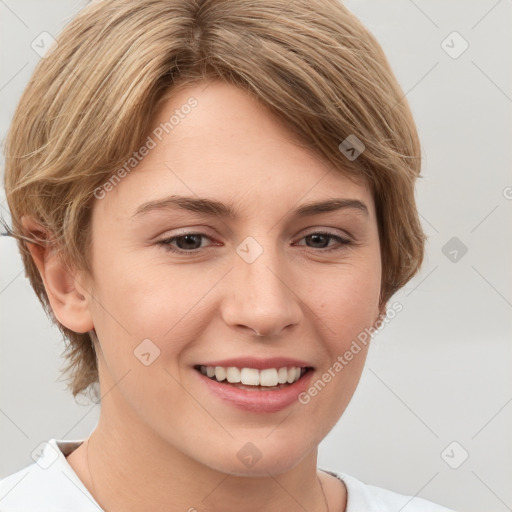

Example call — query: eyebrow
[131,195,369,219]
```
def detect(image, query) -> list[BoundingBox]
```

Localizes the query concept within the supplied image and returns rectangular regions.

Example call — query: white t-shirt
[0,439,457,511]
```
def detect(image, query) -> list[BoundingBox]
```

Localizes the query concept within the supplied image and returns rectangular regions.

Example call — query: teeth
[241,368,260,386]
[226,367,241,383]
[287,367,298,384]
[260,368,278,387]
[277,367,288,384]
[200,365,304,387]
[215,366,227,382]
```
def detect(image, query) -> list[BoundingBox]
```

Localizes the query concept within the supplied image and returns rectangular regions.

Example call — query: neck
[76,397,331,512]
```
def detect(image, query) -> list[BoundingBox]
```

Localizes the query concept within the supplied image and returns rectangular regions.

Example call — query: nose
[220,239,303,338]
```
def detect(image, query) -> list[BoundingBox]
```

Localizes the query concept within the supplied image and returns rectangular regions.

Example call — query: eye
[157,232,214,253]
[295,231,351,252]
[157,230,352,255]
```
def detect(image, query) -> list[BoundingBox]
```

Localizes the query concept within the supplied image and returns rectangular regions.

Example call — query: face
[83,79,382,476]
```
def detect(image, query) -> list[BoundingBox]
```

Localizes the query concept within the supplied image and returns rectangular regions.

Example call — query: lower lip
[195,369,314,413]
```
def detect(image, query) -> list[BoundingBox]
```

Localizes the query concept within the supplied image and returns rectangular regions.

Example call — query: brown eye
[158,233,213,253]
[297,231,351,251]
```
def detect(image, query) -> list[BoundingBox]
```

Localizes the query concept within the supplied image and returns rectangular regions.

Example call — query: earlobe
[21,216,94,334]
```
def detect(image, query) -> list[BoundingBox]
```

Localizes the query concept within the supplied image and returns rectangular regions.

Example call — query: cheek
[88,256,216,375]
[88,260,197,424]
[299,260,380,413]
[91,249,199,325]
[312,262,381,344]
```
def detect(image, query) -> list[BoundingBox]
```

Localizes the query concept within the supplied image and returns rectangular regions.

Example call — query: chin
[193,433,316,477]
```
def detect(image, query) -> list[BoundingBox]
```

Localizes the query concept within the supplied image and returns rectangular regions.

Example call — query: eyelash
[157,231,352,254]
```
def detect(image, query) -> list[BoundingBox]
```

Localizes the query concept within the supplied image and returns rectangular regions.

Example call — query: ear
[21,216,94,333]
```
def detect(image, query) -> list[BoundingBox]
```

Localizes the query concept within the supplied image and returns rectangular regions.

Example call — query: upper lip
[195,357,313,370]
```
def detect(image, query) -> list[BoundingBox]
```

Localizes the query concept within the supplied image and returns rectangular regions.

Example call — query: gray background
[1,1,511,511]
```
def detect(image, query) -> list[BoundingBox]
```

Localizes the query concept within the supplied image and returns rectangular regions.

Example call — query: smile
[193,359,314,413]
[196,365,308,388]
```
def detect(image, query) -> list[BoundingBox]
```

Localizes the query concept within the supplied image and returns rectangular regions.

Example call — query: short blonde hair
[3,0,425,398]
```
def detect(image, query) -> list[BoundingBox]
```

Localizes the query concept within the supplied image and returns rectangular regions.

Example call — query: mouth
[192,358,315,413]
[193,364,313,391]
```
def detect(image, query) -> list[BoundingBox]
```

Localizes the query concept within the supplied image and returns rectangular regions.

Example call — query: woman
[0,0,456,510]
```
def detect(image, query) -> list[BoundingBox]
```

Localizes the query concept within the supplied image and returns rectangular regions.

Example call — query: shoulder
[330,471,457,512]
[0,439,101,512]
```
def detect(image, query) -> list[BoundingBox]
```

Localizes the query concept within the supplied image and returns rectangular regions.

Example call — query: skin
[25,79,384,512]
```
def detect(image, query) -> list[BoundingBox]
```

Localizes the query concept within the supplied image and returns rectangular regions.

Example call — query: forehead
[95,79,375,221]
